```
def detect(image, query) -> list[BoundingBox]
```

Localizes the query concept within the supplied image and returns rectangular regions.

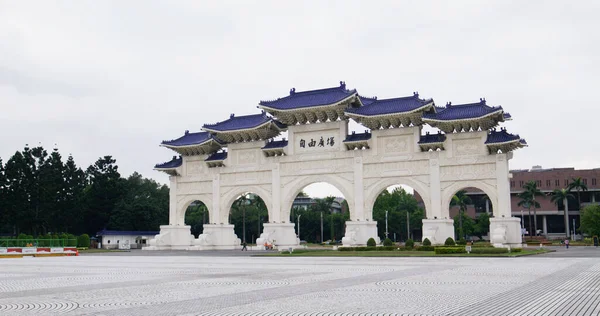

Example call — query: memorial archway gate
[148,82,526,250]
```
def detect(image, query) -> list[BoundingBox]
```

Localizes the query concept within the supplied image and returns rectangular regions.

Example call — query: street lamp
[297,214,302,240]
[385,210,389,239]
[320,211,323,243]
[406,211,410,240]
[520,210,524,239]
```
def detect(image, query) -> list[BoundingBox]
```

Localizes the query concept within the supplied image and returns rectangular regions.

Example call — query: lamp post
[406,211,410,240]
[297,214,302,240]
[257,215,261,243]
[320,211,323,243]
[385,210,389,240]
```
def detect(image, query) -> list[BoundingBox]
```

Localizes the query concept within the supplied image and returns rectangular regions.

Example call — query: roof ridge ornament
[339,81,346,89]
[446,101,452,108]
[413,91,419,97]
[230,113,235,118]
[480,97,486,104]
[185,130,189,135]
[290,88,296,95]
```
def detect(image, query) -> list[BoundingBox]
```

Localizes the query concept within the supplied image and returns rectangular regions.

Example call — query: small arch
[177,195,213,225]
[282,175,354,222]
[220,185,273,225]
[441,181,498,219]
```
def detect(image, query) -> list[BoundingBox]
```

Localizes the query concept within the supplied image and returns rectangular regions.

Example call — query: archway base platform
[342,221,380,246]
[490,217,522,248]
[145,224,242,251]
[422,219,455,245]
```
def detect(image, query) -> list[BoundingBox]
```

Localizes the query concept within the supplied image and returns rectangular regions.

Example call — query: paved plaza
[0,252,599,315]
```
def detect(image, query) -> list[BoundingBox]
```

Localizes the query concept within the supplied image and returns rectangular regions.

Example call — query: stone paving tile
[0,255,598,315]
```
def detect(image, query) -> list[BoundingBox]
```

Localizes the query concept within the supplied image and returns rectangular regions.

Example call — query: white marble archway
[176,195,212,226]
[441,181,498,219]
[220,185,273,226]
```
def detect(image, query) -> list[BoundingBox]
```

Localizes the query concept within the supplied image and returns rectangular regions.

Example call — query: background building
[453,166,600,238]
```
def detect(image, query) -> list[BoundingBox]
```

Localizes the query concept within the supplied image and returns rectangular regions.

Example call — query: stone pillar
[169,176,178,225]
[271,163,281,223]
[489,153,522,248]
[428,152,442,219]
[212,174,220,224]
[485,199,490,214]
[353,157,365,221]
[543,215,548,235]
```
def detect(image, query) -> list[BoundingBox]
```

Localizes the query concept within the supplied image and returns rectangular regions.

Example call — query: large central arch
[281,174,354,222]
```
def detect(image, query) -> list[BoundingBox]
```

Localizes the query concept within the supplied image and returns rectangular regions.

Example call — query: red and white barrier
[0,247,79,257]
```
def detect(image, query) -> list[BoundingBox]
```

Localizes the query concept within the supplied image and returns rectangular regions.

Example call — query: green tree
[62,155,86,234]
[474,212,490,239]
[580,204,600,237]
[109,172,169,232]
[550,188,575,238]
[84,156,124,235]
[451,190,472,240]
[453,211,476,239]
[185,201,208,237]
[373,187,422,241]
[518,181,542,238]
[567,177,588,212]
[231,193,268,243]
[0,158,7,233]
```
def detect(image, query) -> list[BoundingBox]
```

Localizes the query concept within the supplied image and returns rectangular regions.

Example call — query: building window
[546,180,551,187]
[510,181,515,188]
[565,179,569,186]
[555,179,560,186]
[519,181,524,188]
[583,179,587,185]
[593,178,597,185]
[536,180,542,187]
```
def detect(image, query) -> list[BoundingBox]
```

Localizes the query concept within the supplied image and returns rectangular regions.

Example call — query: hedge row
[469,247,508,254]
[434,247,467,254]
[417,246,435,251]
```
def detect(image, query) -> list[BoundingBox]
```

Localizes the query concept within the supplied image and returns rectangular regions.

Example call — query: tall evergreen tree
[84,156,123,235]
[62,155,86,233]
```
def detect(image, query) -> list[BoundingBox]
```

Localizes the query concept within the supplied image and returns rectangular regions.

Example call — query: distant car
[299,240,307,244]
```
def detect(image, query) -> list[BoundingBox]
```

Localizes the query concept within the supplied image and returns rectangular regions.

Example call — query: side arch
[441,180,498,219]
[281,174,354,222]
[364,177,432,220]
[176,194,213,226]
[219,185,273,225]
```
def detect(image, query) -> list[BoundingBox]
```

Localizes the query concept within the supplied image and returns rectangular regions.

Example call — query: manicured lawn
[259,249,551,258]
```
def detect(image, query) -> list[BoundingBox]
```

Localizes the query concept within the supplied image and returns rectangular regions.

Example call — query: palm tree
[451,190,472,240]
[568,177,588,238]
[518,181,542,238]
[550,188,575,238]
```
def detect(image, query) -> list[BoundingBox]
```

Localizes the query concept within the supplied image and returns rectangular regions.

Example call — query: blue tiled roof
[503,113,512,120]
[205,151,228,161]
[485,128,521,144]
[347,93,433,116]
[344,131,371,142]
[418,132,446,144]
[423,99,503,121]
[259,81,357,110]
[97,230,159,236]
[262,139,288,149]
[161,131,222,147]
[203,112,285,132]
[154,156,182,169]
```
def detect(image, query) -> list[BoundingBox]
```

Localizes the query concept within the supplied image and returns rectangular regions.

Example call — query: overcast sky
[1,1,599,198]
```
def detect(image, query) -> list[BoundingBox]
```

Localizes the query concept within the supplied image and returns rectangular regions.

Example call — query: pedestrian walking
[565,238,570,249]
[241,241,247,251]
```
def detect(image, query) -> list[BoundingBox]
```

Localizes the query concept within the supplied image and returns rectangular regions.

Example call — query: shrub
[434,247,466,254]
[472,242,493,248]
[444,237,456,246]
[383,238,393,246]
[510,247,523,253]
[422,238,432,246]
[416,246,435,251]
[77,234,90,248]
[367,238,377,247]
[329,241,337,245]
[469,247,509,254]
[338,247,354,251]
[405,239,414,249]
[456,238,467,245]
